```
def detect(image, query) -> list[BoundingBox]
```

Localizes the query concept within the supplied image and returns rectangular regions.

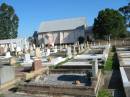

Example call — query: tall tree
[0,3,19,39]
[33,31,39,47]
[93,8,126,39]
[119,3,130,27]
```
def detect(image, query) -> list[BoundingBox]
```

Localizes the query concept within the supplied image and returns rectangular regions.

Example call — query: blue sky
[0,0,129,38]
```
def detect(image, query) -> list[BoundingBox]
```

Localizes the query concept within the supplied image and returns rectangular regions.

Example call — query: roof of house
[38,17,87,33]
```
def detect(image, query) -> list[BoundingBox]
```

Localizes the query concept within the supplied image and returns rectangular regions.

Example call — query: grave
[0,65,15,89]
[0,47,4,55]
[45,48,50,56]
[5,52,11,58]
[9,57,16,65]
[67,46,72,58]
[92,58,98,77]
[32,59,43,71]
[23,53,33,63]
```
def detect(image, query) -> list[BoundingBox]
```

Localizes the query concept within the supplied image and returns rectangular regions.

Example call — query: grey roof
[38,17,87,33]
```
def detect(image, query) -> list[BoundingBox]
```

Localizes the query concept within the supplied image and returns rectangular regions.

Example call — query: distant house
[38,17,88,45]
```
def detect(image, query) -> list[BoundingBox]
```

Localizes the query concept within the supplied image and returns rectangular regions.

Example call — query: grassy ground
[0,93,4,97]
[98,89,113,97]
[104,52,114,71]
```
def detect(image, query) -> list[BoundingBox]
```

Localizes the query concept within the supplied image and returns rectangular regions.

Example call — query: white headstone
[10,43,15,52]
[46,49,50,56]
[16,47,21,52]
[53,48,57,53]
[5,52,11,58]
[67,46,72,58]
[24,53,33,63]
[4,45,8,53]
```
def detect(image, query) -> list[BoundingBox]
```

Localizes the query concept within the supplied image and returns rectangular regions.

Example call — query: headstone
[9,57,16,65]
[78,45,80,53]
[92,58,98,77]
[16,47,21,52]
[32,59,42,71]
[24,53,33,63]
[67,46,72,58]
[72,45,76,55]
[10,43,15,52]
[4,45,8,53]
[5,52,11,58]
[80,44,84,50]
[46,49,50,56]
[0,47,4,55]
[65,44,68,49]
[53,48,57,53]
[33,44,36,50]
[35,47,41,58]
[30,50,35,57]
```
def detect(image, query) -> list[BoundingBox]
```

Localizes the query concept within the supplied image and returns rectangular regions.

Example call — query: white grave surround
[52,57,66,65]
[5,52,12,58]
[120,67,130,87]
[92,58,98,77]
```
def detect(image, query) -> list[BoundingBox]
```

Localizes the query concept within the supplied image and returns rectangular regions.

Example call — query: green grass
[104,54,113,71]
[15,62,22,67]
[98,89,112,97]
[0,93,4,97]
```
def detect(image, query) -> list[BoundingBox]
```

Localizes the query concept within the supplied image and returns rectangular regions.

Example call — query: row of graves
[17,43,111,97]
[116,47,130,97]
[0,44,49,90]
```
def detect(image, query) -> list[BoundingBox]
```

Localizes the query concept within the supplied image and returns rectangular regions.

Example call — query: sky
[0,0,129,38]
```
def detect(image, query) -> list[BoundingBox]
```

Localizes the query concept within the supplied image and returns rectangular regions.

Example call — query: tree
[119,3,130,27]
[33,31,39,47]
[28,36,34,46]
[78,36,85,44]
[0,3,19,39]
[93,8,126,39]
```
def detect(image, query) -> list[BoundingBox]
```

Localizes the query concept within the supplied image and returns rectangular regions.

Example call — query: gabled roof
[38,17,86,33]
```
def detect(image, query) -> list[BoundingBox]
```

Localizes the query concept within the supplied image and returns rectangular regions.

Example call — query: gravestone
[5,52,11,58]
[46,49,50,56]
[92,58,98,77]
[9,57,16,65]
[72,45,77,55]
[67,46,72,58]
[4,45,8,53]
[16,47,21,52]
[65,44,68,49]
[53,48,57,53]
[30,50,35,57]
[32,59,42,71]
[24,53,33,63]
[0,47,4,55]
[80,44,84,50]
[10,43,15,52]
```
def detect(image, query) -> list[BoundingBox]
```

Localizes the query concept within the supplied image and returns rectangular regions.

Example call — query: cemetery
[0,37,111,97]
[0,1,130,97]
[16,43,110,97]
